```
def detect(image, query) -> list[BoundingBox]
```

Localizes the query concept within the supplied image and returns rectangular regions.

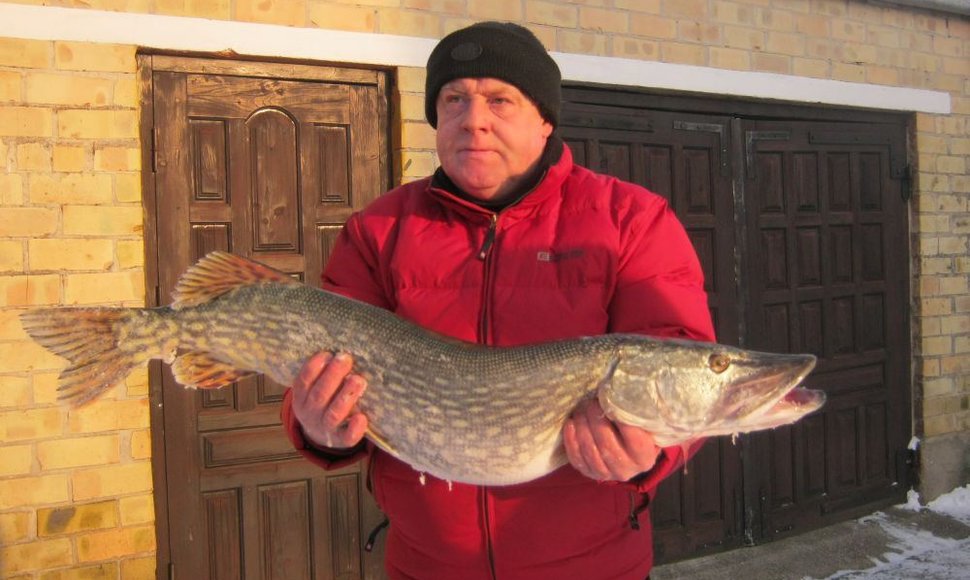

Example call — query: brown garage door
[143,55,390,580]
[560,85,913,563]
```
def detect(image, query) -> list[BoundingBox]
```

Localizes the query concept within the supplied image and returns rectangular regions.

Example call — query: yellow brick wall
[0,0,967,577]
[0,35,153,578]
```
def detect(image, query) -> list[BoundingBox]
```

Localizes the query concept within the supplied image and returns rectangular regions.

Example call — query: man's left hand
[563,398,661,482]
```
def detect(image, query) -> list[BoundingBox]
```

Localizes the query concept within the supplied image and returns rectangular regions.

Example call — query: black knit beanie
[425,22,561,129]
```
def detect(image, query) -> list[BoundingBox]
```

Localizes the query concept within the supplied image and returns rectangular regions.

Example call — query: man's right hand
[290,351,369,449]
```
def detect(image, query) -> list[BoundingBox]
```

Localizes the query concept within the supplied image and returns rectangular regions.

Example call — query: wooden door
[145,56,390,580]
[559,97,744,560]
[561,86,912,564]
[739,119,912,543]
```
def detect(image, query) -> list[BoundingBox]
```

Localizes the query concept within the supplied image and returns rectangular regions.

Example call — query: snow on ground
[817,485,970,580]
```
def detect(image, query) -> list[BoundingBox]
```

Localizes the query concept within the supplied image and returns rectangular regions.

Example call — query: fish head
[599,338,823,446]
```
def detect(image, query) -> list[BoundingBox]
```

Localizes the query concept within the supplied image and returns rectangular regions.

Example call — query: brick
[17,142,51,172]
[378,9,442,37]
[113,76,138,108]
[0,374,31,406]
[53,145,89,172]
[752,53,791,75]
[940,276,969,295]
[63,205,142,236]
[662,42,706,66]
[758,7,794,31]
[28,238,114,271]
[579,7,628,33]
[57,110,138,140]
[614,0,660,12]
[831,62,866,83]
[766,31,805,56]
[723,25,765,51]
[29,174,114,205]
[117,240,145,269]
[125,366,150,398]
[130,429,152,460]
[0,340,64,376]
[468,0,523,20]
[678,21,721,44]
[120,558,156,579]
[0,407,64,442]
[68,398,150,434]
[0,106,53,137]
[924,414,956,437]
[235,0,306,27]
[65,270,145,305]
[402,0,464,14]
[941,355,970,375]
[308,3,377,33]
[38,434,121,470]
[401,121,436,150]
[39,562,119,580]
[0,173,25,205]
[0,274,60,307]
[0,71,23,103]
[398,93,425,122]
[397,67,425,93]
[55,42,135,73]
[791,57,828,79]
[25,73,113,107]
[401,151,436,178]
[0,538,74,575]
[115,172,142,202]
[710,47,750,71]
[0,38,51,69]
[0,474,69,509]
[33,371,62,406]
[526,1,579,28]
[922,335,952,356]
[72,462,153,501]
[865,65,898,86]
[614,36,660,59]
[630,13,677,39]
[0,443,33,476]
[77,524,155,562]
[0,239,24,272]
[662,0,706,18]
[38,500,118,536]
[0,207,58,237]
[155,0,230,18]
[119,493,154,525]
[0,511,32,544]
[558,30,609,56]
[712,1,756,25]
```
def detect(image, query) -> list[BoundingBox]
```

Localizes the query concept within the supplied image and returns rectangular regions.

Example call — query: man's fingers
[292,351,332,406]
[321,374,367,432]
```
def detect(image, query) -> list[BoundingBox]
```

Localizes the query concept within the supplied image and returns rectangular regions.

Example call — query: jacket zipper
[478,213,499,579]
[477,213,498,344]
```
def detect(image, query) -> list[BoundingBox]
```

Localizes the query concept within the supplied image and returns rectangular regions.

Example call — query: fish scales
[19,251,824,486]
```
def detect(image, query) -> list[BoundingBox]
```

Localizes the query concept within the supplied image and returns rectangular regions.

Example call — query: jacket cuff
[625,438,707,494]
[281,388,369,470]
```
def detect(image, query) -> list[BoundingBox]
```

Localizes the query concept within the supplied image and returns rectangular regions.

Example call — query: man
[281,21,715,579]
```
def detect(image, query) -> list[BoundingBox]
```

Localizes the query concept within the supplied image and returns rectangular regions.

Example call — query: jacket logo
[537,249,584,262]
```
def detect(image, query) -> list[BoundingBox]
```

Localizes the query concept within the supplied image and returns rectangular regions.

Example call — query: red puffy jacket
[282,145,715,579]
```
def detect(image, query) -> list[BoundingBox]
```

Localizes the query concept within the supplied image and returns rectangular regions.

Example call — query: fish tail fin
[19,307,167,407]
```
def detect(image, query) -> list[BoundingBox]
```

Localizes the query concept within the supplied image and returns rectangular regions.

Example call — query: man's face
[435,78,553,202]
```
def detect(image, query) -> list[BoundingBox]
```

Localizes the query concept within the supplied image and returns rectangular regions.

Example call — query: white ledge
[0,2,951,115]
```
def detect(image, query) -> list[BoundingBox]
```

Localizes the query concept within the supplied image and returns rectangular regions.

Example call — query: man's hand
[290,351,368,449]
[563,398,661,482]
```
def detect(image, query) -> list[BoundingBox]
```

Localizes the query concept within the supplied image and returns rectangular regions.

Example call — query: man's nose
[460,98,490,131]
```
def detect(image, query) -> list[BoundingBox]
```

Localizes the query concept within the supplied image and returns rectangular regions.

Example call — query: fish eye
[708,353,731,374]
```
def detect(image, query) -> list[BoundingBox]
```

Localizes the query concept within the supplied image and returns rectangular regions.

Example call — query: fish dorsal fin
[172,251,299,309]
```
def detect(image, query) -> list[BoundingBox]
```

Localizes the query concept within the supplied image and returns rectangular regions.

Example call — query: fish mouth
[726,353,824,426]
[724,353,825,421]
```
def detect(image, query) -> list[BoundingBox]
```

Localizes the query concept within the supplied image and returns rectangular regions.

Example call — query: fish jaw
[598,340,822,447]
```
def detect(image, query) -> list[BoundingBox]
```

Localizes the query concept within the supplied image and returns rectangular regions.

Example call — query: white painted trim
[0,2,951,114]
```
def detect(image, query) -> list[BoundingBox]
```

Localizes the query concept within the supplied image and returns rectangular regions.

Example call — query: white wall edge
[0,2,952,115]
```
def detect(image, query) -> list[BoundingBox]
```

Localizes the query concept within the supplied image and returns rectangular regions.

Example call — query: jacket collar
[426,141,574,220]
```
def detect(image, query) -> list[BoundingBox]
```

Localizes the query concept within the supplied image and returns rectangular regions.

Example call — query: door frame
[138,52,395,578]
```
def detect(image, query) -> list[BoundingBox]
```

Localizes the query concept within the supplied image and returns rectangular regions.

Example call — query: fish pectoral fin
[171,352,254,389]
[171,251,300,309]
[365,427,398,457]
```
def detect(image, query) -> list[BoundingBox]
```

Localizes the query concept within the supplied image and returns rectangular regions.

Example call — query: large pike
[20,252,823,485]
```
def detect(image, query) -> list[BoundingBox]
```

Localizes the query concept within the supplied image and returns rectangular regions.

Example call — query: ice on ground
[817,484,970,580]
